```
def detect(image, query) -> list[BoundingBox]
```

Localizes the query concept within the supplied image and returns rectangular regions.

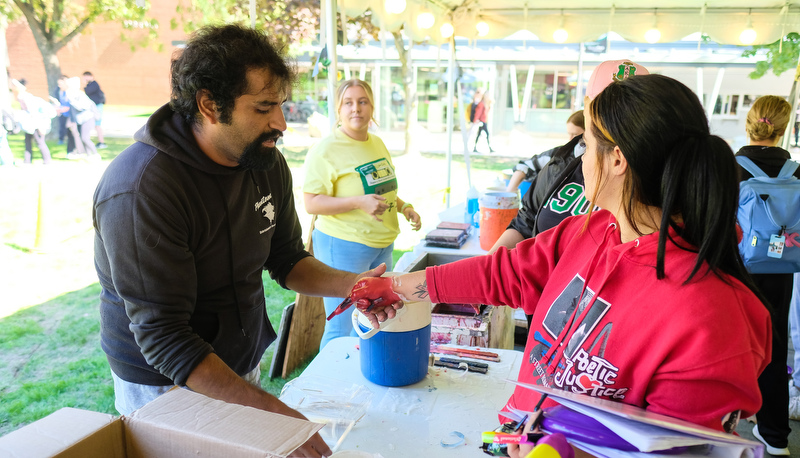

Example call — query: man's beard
[237,130,283,170]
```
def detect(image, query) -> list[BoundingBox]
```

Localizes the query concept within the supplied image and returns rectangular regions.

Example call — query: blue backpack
[736,156,800,273]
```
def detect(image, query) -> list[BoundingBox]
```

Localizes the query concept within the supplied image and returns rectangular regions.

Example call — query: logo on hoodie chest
[254,194,275,234]
[529,274,630,400]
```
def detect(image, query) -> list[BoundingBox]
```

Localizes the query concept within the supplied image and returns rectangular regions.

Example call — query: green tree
[174,1,427,154]
[742,33,800,79]
[5,0,155,100]
[174,0,378,55]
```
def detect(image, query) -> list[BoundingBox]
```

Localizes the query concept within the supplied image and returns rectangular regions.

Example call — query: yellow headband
[588,98,616,145]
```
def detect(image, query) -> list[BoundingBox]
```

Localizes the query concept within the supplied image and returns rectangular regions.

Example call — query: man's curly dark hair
[170,24,294,126]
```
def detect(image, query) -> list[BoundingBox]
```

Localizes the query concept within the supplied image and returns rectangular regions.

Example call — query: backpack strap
[736,156,768,178]
[778,159,800,178]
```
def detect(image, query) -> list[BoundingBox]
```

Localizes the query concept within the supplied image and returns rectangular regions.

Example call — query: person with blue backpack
[735,95,799,456]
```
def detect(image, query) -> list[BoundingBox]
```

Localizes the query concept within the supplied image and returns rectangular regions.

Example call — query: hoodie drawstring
[214,176,247,338]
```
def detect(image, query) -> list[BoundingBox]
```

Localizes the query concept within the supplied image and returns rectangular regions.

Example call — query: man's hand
[186,354,332,457]
[290,435,332,458]
[272,404,331,457]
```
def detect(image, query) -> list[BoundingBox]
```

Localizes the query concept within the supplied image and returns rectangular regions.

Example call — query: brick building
[6,1,187,106]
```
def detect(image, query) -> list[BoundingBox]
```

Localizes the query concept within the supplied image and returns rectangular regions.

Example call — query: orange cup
[479,207,519,250]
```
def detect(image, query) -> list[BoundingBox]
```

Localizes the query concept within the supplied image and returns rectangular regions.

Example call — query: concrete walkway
[101,109,571,160]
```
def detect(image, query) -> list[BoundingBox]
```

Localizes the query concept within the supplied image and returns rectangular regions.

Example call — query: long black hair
[587,74,754,290]
[170,24,295,126]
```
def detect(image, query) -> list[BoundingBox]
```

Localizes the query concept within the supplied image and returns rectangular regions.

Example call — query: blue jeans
[312,229,393,350]
[791,273,800,388]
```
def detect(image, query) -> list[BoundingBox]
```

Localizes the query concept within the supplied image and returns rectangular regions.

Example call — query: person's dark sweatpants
[58,116,67,141]
[754,272,793,448]
[474,122,492,151]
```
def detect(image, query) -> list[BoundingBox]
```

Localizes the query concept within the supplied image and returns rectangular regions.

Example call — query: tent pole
[325,0,338,130]
[781,54,800,151]
[249,0,256,28]
[457,80,471,188]
[782,79,798,151]
[704,68,724,121]
[575,43,584,109]
[445,35,456,208]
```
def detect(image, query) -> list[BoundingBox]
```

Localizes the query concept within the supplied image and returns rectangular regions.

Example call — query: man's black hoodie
[94,104,311,386]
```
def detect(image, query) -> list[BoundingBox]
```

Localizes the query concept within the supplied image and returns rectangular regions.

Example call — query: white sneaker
[790,380,800,398]
[752,424,790,456]
[791,396,800,421]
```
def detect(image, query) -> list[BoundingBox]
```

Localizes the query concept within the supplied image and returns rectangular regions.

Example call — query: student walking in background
[66,77,100,161]
[471,87,494,153]
[83,71,106,149]
[56,76,77,156]
[11,79,55,165]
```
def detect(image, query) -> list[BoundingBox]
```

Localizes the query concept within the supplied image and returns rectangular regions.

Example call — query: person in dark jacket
[471,87,494,153]
[505,110,584,195]
[93,25,399,458]
[736,95,798,456]
[489,60,649,253]
[82,71,106,148]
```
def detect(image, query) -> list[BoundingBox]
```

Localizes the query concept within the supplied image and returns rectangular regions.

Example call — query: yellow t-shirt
[303,129,400,248]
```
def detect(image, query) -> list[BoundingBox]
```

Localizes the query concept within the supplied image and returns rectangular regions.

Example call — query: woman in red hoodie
[391,74,771,454]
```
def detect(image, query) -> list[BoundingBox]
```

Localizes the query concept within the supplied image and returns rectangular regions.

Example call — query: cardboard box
[402,251,515,349]
[0,388,322,458]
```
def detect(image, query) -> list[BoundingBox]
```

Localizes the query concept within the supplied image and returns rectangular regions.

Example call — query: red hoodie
[426,210,771,432]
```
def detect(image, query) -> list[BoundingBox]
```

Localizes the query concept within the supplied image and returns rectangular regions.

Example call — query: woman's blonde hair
[746,95,791,142]
[335,79,378,126]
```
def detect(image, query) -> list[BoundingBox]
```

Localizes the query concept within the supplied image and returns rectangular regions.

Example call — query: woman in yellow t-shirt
[303,79,421,349]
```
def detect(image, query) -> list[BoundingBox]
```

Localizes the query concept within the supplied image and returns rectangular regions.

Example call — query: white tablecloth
[291,337,523,457]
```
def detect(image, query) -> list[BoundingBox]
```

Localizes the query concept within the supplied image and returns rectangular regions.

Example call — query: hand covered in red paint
[326,276,403,327]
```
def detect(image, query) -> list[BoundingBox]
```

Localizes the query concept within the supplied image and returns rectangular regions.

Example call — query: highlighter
[481,431,543,445]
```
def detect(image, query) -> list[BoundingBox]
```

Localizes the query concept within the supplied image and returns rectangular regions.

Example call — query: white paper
[509,381,762,457]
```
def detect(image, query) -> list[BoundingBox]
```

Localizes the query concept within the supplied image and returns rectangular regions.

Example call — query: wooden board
[488,305,515,349]
[282,293,325,378]
[268,301,294,379]
[281,216,326,378]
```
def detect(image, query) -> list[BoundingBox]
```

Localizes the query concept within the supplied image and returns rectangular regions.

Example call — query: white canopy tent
[339,1,800,46]
[312,0,800,206]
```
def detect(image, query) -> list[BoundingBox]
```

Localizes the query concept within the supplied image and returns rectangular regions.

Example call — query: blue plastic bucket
[353,301,431,387]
